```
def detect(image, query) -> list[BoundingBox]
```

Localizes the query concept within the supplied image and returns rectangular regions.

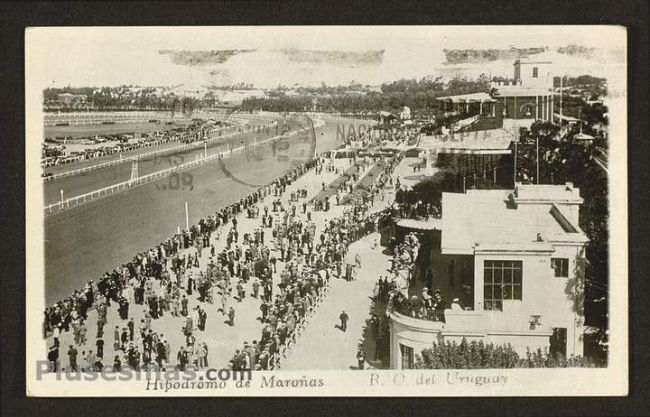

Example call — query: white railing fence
[43,118,279,182]
[44,125,310,216]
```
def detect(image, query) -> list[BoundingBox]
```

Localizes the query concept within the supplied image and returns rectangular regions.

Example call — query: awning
[554,113,581,122]
[396,218,443,231]
[436,92,496,103]
[573,132,594,141]
[435,148,513,155]
[418,128,514,155]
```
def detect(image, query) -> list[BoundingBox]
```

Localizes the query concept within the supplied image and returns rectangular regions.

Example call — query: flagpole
[185,201,189,231]
[560,75,564,119]
[513,141,517,187]
[536,135,539,184]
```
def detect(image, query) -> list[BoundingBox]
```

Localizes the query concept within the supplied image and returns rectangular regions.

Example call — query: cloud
[28,27,626,89]
[159,49,256,67]
[277,48,384,67]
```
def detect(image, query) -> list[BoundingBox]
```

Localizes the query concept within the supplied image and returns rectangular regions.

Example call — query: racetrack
[43,123,281,204]
[44,120,194,139]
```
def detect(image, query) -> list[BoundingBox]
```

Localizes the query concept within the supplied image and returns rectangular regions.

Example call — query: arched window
[519,103,535,118]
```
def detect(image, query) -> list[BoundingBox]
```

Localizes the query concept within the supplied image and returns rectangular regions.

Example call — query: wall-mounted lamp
[529,314,543,329]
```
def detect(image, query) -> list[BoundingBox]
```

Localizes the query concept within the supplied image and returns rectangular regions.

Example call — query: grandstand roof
[436,93,496,103]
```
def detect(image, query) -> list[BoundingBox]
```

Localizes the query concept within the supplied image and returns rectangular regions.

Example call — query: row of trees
[241,75,493,114]
[43,86,203,112]
[43,86,95,102]
[516,120,609,360]
[556,74,608,100]
[291,81,368,95]
[44,73,606,115]
[558,96,608,124]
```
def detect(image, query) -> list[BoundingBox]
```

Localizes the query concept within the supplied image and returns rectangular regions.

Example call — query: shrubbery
[415,338,600,369]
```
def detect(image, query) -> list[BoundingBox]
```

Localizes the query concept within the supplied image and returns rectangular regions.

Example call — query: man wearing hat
[433,291,446,322]
[356,348,366,370]
[421,287,433,309]
[67,345,78,372]
[277,319,288,345]
[252,277,261,298]
[451,298,462,311]
[113,326,121,351]
[243,341,256,370]
[47,344,59,372]
[339,310,349,332]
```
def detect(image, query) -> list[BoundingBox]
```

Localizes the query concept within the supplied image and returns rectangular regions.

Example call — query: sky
[26,26,626,89]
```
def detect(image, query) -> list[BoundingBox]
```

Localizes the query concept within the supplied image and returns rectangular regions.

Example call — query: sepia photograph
[24,25,628,397]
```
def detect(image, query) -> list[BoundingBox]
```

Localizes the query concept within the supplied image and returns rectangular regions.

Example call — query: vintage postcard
[25,25,627,396]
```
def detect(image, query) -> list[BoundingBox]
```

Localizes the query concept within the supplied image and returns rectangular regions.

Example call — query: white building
[217,89,266,105]
[435,59,557,132]
[400,106,411,121]
[390,182,589,369]
[491,59,556,129]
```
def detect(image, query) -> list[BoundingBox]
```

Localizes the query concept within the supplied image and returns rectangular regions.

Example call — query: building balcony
[390,308,551,336]
[389,308,554,369]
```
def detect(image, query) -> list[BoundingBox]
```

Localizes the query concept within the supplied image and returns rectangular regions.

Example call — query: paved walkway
[393,156,436,190]
[280,232,391,370]
[279,173,397,370]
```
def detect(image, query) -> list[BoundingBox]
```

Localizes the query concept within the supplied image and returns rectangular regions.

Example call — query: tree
[516,118,609,360]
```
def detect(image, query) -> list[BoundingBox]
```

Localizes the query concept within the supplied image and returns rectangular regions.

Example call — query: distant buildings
[216,89,266,105]
[366,85,382,93]
[57,93,87,106]
[399,106,411,121]
[168,83,210,99]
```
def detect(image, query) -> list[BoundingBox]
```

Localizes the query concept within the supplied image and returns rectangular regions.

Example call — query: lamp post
[509,127,519,188]
[560,75,564,123]
[536,134,540,184]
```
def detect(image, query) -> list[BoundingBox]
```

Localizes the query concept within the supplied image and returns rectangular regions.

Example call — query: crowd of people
[393,200,441,219]
[228,155,401,370]
[390,286,450,322]
[44,153,321,372]
[382,227,463,322]
[42,119,244,169]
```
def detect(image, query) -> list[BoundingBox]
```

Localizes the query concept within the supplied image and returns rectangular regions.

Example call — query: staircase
[452,114,480,132]
[457,115,503,132]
